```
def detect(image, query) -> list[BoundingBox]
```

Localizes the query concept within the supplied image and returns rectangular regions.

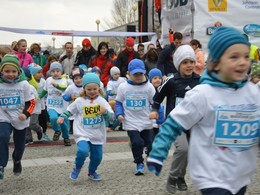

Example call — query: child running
[115,59,155,175]
[0,54,35,180]
[57,73,114,181]
[147,27,260,195]
[39,62,71,146]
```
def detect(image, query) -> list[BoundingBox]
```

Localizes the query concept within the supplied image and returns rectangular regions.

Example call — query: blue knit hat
[148,68,162,82]
[208,27,250,63]
[28,63,42,75]
[82,73,100,88]
[50,62,63,72]
[91,66,101,75]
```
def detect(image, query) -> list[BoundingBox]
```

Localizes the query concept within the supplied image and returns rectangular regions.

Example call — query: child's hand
[149,111,158,120]
[35,97,40,103]
[51,82,57,87]
[19,114,27,121]
[118,115,124,122]
[57,117,64,124]
[71,94,75,101]
[101,106,107,115]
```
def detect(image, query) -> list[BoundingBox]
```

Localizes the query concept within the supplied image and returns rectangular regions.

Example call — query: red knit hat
[125,37,134,47]
[82,38,91,47]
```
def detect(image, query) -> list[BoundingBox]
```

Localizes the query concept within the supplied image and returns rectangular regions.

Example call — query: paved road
[1,130,259,195]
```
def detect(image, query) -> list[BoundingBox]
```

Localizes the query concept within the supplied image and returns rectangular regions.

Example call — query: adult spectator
[115,37,140,77]
[144,48,159,73]
[137,43,145,59]
[14,39,33,68]
[30,43,47,67]
[89,42,114,87]
[59,42,77,75]
[190,39,205,75]
[74,38,97,66]
[157,32,183,77]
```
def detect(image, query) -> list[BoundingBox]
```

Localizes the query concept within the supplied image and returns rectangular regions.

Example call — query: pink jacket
[14,51,33,68]
[194,48,205,75]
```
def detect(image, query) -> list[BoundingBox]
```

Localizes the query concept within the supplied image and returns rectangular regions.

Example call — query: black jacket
[152,72,200,116]
[115,50,140,77]
[74,47,97,66]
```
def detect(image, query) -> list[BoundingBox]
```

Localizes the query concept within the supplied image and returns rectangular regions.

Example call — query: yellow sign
[208,0,227,12]
[83,104,101,118]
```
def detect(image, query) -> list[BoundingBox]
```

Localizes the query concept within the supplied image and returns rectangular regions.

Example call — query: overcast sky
[0,0,114,47]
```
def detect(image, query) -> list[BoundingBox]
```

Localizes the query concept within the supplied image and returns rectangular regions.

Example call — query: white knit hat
[173,45,196,71]
[110,66,120,76]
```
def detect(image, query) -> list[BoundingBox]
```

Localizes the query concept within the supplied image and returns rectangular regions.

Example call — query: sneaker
[52,131,61,141]
[70,168,81,180]
[13,160,22,176]
[42,133,50,141]
[36,127,43,140]
[135,163,144,176]
[25,139,33,146]
[64,138,71,146]
[88,172,102,181]
[166,176,187,193]
[0,166,4,180]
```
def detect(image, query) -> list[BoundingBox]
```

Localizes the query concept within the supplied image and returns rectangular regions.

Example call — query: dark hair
[145,48,158,62]
[174,32,183,40]
[97,42,109,57]
[190,39,202,49]
[64,42,73,48]
[138,43,145,49]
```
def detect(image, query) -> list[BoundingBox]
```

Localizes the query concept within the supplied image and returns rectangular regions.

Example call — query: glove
[146,157,163,176]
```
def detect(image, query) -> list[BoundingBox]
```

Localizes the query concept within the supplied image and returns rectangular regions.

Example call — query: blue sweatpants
[75,140,103,174]
[48,109,69,139]
[0,122,26,167]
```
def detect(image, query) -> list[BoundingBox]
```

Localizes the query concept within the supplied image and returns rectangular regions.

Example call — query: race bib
[214,110,259,148]
[126,94,146,111]
[0,92,21,110]
[82,104,103,128]
[48,98,63,107]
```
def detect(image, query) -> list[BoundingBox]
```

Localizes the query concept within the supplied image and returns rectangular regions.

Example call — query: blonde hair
[79,88,104,98]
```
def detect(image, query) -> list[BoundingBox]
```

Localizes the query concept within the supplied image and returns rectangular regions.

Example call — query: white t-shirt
[63,83,83,101]
[38,78,46,110]
[44,77,69,114]
[0,80,35,130]
[116,81,155,131]
[170,83,260,194]
[107,77,126,101]
[67,95,113,144]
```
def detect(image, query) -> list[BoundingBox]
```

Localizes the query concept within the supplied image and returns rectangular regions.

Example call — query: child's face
[214,44,250,83]
[34,70,43,82]
[84,83,100,98]
[112,73,120,81]
[129,72,145,84]
[1,65,19,81]
[18,41,27,52]
[51,69,62,79]
[179,59,195,77]
[151,76,162,88]
[73,76,82,86]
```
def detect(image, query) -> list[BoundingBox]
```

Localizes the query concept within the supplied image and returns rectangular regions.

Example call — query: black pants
[127,130,153,164]
[201,186,247,195]
[39,109,48,133]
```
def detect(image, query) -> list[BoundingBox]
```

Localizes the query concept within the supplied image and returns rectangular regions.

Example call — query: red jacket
[90,55,114,86]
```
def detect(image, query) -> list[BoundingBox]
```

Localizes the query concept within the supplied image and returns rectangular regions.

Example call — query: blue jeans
[201,186,247,195]
[0,122,26,167]
[48,109,69,139]
[127,130,153,164]
[75,140,103,174]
